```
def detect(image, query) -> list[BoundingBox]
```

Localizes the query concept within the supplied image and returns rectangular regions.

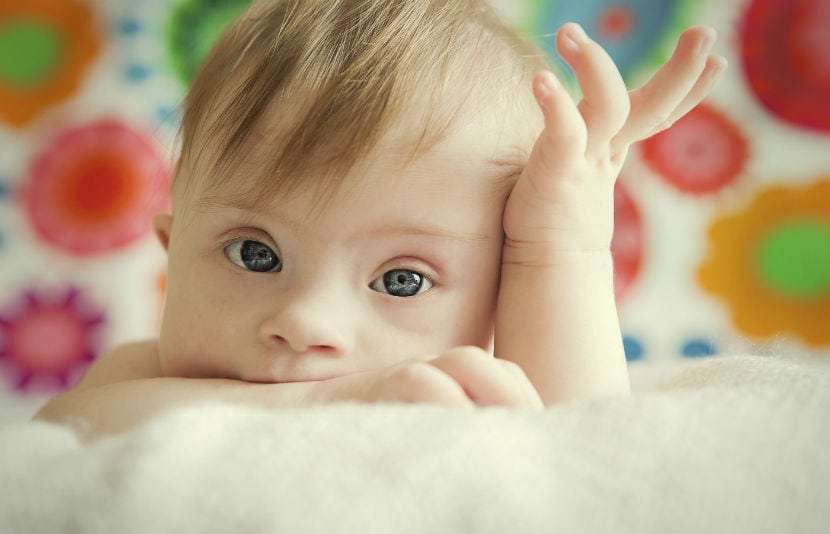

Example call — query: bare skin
[497,24,726,403]
[36,24,725,441]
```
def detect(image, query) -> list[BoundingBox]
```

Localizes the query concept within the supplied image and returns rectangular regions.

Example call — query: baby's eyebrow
[368,223,491,244]
[192,198,491,244]
[487,155,525,183]
[478,155,525,209]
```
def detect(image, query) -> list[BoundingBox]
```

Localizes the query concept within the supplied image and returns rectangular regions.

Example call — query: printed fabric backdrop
[0,0,828,420]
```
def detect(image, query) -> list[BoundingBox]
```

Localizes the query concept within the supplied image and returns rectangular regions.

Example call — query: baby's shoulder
[75,339,163,390]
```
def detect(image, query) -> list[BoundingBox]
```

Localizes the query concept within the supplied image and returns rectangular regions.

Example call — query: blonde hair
[176,0,547,207]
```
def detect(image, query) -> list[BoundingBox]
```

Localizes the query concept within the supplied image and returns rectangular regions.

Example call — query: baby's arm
[495,24,726,404]
[36,342,541,440]
[34,341,319,440]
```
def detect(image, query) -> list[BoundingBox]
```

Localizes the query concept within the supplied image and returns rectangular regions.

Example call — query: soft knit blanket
[1,354,828,534]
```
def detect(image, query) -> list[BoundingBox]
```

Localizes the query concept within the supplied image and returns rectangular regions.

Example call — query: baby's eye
[370,269,433,297]
[224,239,282,273]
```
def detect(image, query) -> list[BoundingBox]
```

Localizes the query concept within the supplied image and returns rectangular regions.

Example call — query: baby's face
[156,117,527,382]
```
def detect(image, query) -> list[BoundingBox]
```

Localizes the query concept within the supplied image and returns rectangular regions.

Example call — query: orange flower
[698,179,830,347]
[0,0,100,127]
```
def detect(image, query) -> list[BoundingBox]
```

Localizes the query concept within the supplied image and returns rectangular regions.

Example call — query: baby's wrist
[501,239,613,267]
[502,189,616,257]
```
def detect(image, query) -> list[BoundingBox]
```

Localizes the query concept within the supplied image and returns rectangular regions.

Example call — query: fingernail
[535,71,557,108]
[711,56,727,75]
[570,24,588,43]
[698,28,716,54]
[541,70,558,92]
[560,23,586,51]
[706,56,728,80]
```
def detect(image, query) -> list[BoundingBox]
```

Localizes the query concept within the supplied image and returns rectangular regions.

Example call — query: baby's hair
[176,0,548,209]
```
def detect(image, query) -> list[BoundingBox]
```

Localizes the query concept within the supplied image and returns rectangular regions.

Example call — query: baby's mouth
[246,358,353,384]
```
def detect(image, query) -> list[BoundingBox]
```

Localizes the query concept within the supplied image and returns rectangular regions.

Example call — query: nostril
[260,310,348,354]
[270,335,338,355]
[308,344,338,355]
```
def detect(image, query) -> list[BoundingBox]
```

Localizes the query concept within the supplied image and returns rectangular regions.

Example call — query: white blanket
[1,354,828,533]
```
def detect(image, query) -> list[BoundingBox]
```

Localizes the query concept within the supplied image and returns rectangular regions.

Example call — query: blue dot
[126,64,150,81]
[155,106,180,125]
[534,0,679,81]
[118,19,142,36]
[681,339,717,358]
[623,336,644,361]
[0,181,7,198]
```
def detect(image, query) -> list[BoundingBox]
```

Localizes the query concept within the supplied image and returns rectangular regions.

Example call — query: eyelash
[369,267,435,297]
[221,235,282,273]
[370,256,440,295]
[219,234,439,296]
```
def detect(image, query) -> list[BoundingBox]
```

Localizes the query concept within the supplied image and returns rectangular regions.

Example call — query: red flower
[641,104,749,195]
[23,120,170,255]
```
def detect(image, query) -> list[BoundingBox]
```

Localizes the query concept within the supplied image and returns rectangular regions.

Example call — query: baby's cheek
[452,273,500,348]
[377,294,492,360]
[452,307,496,351]
[157,299,227,378]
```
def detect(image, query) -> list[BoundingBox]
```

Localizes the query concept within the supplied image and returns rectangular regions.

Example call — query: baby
[36,0,725,439]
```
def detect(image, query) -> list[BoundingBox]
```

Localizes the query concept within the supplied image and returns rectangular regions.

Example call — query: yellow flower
[698,179,830,347]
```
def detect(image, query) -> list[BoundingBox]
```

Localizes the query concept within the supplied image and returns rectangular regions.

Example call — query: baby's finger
[612,26,717,150]
[494,359,544,410]
[653,54,727,132]
[555,23,629,157]
[381,361,474,408]
[523,69,586,191]
[430,347,539,408]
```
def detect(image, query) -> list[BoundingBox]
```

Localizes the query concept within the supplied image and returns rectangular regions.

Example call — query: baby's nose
[258,293,352,356]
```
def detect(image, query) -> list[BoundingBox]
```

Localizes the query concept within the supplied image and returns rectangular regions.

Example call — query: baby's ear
[152,213,173,251]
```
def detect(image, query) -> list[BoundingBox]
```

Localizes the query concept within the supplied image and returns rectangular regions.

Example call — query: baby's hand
[503,24,726,258]
[313,347,543,409]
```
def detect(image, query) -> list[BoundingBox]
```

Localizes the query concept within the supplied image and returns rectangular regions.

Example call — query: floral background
[0,0,828,419]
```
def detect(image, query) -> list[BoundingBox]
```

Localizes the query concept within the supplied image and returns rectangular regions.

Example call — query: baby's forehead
[194,131,522,215]
[182,94,534,216]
